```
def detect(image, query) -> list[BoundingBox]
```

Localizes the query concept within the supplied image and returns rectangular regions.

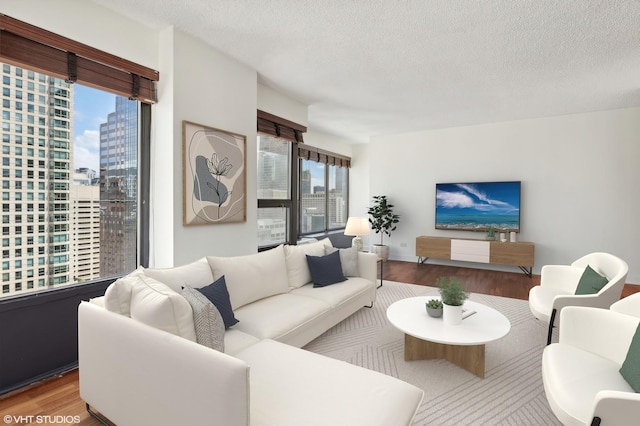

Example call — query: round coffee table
[386,296,511,378]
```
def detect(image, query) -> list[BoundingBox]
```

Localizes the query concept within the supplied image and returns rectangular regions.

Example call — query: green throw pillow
[620,324,640,392]
[574,265,608,295]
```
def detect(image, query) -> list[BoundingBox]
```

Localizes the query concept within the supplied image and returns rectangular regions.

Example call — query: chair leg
[547,309,557,345]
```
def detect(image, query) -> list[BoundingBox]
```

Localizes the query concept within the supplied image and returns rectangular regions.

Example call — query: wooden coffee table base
[404,334,486,378]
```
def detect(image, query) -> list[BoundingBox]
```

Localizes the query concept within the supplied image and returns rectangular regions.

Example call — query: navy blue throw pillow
[196,275,239,329]
[306,250,347,288]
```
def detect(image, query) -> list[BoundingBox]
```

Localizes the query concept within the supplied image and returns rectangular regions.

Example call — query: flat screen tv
[435,181,521,232]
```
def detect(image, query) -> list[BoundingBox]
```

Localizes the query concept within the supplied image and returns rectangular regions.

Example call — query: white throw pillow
[325,246,359,277]
[207,244,290,310]
[284,238,334,288]
[103,267,144,316]
[143,257,214,292]
[129,274,197,342]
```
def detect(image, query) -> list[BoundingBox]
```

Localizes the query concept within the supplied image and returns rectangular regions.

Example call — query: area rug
[303,281,561,426]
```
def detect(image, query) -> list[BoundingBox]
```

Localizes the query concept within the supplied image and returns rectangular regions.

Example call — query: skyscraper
[70,170,100,283]
[1,63,73,296]
[99,96,139,277]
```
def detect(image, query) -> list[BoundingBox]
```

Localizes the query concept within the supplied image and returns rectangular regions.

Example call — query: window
[256,110,308,249]
[298,145,350,236]
[256,111,352,246]
[0,61,150,299]
[257,135,292,248]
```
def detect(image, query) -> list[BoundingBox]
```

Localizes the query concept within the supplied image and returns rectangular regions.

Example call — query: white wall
[164,29,258,265]
[368,108,640,283]
[257,84,308,127]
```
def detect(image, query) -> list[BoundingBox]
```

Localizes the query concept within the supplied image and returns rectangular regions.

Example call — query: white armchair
[542,306,640,426]
[610,292,640,318]
[529,252,629,344]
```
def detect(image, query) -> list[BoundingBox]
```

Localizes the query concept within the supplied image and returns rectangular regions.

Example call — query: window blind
[297,143,351,168]
[257,109,306,143]
[0,14,158,103]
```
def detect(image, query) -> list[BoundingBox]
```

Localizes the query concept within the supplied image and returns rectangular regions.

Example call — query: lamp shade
[344,217,370,237]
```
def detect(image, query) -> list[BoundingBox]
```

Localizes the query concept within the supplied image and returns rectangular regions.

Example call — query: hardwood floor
[0,369,105,426]
[1,260,637,424]
[383,260,640,299]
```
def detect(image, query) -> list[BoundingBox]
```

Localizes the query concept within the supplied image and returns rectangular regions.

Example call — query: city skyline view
[1,62,139,298]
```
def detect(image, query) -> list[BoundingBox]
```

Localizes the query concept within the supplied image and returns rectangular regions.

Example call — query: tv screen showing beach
[435,181,521,232]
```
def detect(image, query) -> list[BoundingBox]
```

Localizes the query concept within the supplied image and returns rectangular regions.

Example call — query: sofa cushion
[224,329,261,356]
[129,275,197,342]
[620,324,640,392]
[574,264,608,295]
[182,285,225,352]
[291,277,373,308]
[103,267,144,316]
[232,293,330,341]
[234,339,424,426]
[306,250,347,287]
[283,238,333,288]
[207,245,290,310]
[143,257,213,293]
[197,276,239,329]
[325,246,359,277]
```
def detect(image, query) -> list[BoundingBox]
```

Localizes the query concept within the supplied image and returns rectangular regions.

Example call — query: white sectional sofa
[78,239,424,426]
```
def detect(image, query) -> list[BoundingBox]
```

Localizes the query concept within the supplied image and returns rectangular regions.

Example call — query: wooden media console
[416,236,535,277]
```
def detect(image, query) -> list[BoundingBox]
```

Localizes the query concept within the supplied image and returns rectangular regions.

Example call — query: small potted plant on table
[425,299,443,318]
[437,277,469,325]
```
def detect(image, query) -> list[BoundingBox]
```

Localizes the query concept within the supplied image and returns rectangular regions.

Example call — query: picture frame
[183,120,246,225]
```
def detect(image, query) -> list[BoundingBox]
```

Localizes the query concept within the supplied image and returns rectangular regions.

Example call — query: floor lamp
[344,217,370,252]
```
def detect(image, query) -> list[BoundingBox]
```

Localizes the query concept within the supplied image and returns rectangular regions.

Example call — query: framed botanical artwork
[183,120,246,225]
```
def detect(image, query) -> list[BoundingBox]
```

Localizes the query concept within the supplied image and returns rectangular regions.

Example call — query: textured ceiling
[90,0,640,143]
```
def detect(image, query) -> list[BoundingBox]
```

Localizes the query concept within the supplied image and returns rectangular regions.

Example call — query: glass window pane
[328,165,347,229]
[257,135,290,200]
[0,62,140,298]
[300,159,326,234]
[257,207,288,248]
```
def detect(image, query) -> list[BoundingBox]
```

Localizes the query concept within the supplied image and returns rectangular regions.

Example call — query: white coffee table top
[386,296,511,346]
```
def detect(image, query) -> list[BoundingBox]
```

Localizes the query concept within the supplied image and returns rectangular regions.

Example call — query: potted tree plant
[367,195,400,261]
[437,276,469,325]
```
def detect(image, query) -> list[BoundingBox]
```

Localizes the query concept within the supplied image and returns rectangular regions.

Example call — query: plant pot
[426,306,443,318]
[443,303,463,325]
[371,244,390,261]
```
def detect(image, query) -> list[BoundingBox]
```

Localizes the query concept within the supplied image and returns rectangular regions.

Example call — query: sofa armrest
[357,251,377,283]
[591,390,640,425]
[78,302,249,426]
[559,306,639,364]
